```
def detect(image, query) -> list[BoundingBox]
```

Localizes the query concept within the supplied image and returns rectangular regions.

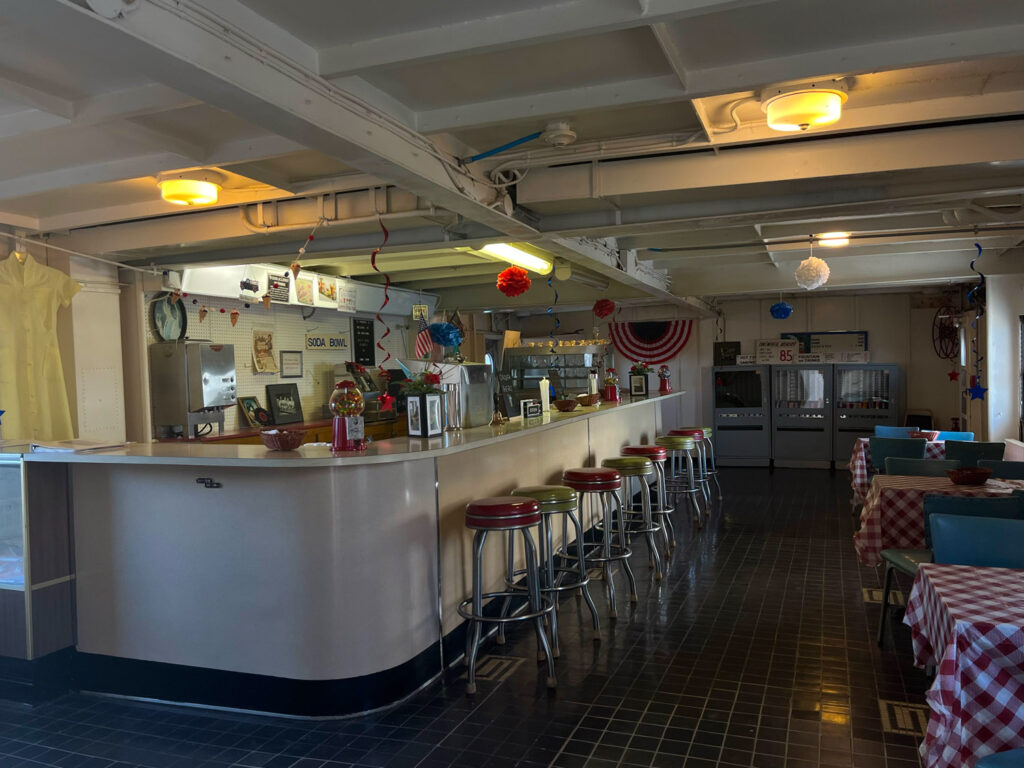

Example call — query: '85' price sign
[756,339,799,364]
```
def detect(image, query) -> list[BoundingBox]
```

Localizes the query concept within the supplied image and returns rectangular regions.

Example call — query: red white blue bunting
[609,320,693,364]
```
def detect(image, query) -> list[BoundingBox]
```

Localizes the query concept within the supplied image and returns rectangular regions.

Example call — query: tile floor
[0,468,930,768]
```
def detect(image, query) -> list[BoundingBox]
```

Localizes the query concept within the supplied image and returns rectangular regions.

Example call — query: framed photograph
[265,383,304,425]
[252,329,279,373]
[280,350,303,378]
[408,393,444,437]
[407,396,422,435]
[237,396,271,428]
[629,374,649,397]
[426,395,443,435]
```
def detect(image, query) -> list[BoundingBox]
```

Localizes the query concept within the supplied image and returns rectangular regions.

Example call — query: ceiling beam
[0,109,69,140]
[0,69,74,118]
[416,75,683,134]
[316,0,768,77]
[3,0,535,238]
[105,118,207,164]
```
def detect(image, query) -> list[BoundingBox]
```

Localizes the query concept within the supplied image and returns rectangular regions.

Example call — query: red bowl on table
[909,430,940,441]
[260,429,307,451]
[946,466,992,486]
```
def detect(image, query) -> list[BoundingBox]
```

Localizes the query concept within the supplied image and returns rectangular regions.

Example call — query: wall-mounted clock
[152,292,188,341]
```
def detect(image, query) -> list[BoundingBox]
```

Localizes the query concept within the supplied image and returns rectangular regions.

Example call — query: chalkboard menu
[496,372,517,417]
[352,318,375,365]
[713,341,741,366]
[267,270,290,303]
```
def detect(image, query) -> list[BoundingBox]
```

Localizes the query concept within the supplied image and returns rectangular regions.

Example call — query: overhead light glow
[762,85,847,132]
[480,243,553,275]
[817,231,850,247]
[157,170,224,206]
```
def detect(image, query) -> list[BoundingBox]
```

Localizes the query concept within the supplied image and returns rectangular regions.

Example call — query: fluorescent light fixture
[480,243,553,275]
[761,83,847,132]
[157,170,224,206]
[817,231,850,247]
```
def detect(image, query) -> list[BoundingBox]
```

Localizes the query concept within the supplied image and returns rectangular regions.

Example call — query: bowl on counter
[552,399,579,412]
[946,466,992,486]
[909,430,941,441]
[260,429,307,451]
[576,393,601,407]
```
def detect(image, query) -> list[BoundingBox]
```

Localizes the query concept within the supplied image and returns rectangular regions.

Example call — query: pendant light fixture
[480,243,553,275]
[761,82,848,132]
[157,170,225,206]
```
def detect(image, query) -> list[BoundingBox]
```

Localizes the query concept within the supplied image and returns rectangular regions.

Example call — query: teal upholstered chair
[874,425,916,438]
[883,457,960,477]
[944,440,1005,467]
[936,430,974,441]
[978,459,1024,480]
[929,514,1024,568]
[977,749,1024,767]
[869,437,926,474]
[877,494,1024,647]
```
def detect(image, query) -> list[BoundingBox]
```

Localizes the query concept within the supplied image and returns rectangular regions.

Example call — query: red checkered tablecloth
[903,563,1024,768]
[848,437,946,505]
[853,475,1024,566]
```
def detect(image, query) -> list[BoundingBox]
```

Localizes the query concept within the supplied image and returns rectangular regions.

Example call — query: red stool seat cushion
[562,467,622,491]
[465,496,541,529]
[622,445,667,462]
[670,428,705,439]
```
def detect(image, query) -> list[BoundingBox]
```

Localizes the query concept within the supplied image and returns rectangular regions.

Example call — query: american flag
[414,313,433,358]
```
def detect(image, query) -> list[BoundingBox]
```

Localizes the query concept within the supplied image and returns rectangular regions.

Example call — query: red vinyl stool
[622,444,674,553]
[457,496,556,694]
[670,428,711,505]
[562,467,636,619]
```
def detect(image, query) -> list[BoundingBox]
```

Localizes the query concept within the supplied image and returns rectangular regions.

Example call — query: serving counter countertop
[19,392,685,468]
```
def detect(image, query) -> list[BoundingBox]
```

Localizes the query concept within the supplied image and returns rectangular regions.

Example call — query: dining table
[848,436,946,505]
[903,563,1024,768]
[853,475,1024,566]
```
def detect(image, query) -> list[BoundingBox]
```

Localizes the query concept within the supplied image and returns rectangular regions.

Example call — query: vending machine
[771,364,833,467]
[832,363,899,461]
[712,365,772,466]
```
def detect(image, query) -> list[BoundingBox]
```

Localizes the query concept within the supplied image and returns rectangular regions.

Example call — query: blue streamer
[547,276,560,339]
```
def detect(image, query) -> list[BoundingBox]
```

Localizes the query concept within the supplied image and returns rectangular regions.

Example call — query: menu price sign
[756,339,799,364]
[266,271,290,303]
[352,318,376,366]
[336,278,357,313]
[496,372,517,417]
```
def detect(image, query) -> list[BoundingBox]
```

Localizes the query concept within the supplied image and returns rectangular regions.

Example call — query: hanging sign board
[756,339,799,364]
[336,279,357,313]
[412,304,429,321]
[305,331,350,352]
[352,318,376,365]
[782,331,868,354]
[266,271,290,303]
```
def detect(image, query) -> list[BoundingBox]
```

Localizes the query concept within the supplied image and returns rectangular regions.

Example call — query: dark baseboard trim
[0,648,73,705]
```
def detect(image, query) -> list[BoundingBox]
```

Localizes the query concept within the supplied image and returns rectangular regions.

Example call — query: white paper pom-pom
[795,256,830,290]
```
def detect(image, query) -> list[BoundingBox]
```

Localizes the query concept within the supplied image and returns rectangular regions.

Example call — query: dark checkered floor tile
[0,468,928,767]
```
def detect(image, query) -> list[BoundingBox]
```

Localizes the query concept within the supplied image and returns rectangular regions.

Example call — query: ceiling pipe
[237,205,445,235]
[488,131,707,174]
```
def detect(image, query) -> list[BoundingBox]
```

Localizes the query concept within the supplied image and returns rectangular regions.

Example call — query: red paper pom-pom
[593,299,615,318]
[496,266,532,297]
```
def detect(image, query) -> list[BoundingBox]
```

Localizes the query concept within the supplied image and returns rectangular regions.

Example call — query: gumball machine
[330,380,366,451]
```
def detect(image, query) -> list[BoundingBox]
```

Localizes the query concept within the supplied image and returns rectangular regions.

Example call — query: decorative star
[947,369,960,381]
[968,384,988,400]
[378,392,395,412]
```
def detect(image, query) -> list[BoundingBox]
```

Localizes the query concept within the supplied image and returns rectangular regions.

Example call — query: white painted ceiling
[0,0,1021,311]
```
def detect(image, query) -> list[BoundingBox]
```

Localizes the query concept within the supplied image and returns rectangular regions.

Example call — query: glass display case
[771,364,833,466]
[712,366,771,467]
[0,458,24,590]
[502,345,612,400]
[833,363,899,460]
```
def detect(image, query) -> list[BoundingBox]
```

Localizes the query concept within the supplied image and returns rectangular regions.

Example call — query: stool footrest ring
[456,591,554,623]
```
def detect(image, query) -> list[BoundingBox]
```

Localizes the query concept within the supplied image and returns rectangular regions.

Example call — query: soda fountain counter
[2,392,684,716]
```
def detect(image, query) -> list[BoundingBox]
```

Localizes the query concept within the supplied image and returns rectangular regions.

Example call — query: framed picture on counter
[279,350,303,379]
[266,383,304,425]
[238,396,271,428]
[407,393,443,437]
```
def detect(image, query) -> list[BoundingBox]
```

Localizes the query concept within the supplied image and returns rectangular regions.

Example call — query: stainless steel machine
[712,365,771,467]
[149,341,237,438]
[771,363,833,467]
[833,363,899,460]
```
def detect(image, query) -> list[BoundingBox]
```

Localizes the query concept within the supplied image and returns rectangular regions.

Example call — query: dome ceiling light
[761,82,848,132]
[157,170,225,206]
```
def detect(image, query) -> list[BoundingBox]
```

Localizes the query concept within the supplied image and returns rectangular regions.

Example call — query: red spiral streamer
[369,217,392,377]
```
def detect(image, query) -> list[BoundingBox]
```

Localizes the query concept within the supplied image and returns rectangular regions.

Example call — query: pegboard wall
[144,293,410,433]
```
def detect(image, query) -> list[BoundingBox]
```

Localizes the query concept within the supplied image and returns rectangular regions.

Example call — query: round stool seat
[601,456,654,477]
[699,426,713,437]
[562,467,622,492]
[622,445,668,462]
[670,428,705,439]
[512,485,578,514]
[656,435,696,450]
[465,496,541,530]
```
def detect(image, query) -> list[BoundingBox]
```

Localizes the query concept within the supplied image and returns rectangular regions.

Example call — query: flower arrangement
[427,322,463,348]
[630,361,653,375]
[401,369,443,395]
[604,367,618,384]
[657,365,671,379]
[496,266,532,297]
